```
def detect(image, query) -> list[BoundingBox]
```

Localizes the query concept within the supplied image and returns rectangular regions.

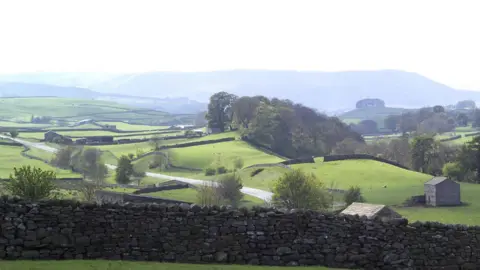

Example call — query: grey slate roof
[425,177,449,186]
[341,203,387,219]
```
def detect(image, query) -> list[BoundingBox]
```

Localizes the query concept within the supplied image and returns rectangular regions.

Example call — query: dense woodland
[206,91,363,158]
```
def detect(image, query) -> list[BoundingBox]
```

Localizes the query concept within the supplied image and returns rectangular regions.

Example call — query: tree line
[206,92,363,158]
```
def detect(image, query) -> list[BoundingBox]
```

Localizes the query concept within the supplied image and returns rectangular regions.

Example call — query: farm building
[75,136,114,145]
[424,177,461,206]
[44,131,73,144]
[340,203,402,221]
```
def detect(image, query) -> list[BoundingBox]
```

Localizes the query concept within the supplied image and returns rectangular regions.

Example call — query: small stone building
[340,203,402,221]
[424,177,461,206]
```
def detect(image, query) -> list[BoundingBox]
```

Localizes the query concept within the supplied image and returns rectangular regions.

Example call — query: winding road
[1,136,274,202]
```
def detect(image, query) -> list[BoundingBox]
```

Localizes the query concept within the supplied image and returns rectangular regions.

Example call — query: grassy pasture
[167,140,284,170]
[0,261,337,270]
[0,145,79,178]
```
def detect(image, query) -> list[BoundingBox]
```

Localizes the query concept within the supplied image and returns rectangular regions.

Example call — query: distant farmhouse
[75,136,114,145]
[341,203,402,221]
[424,177,461,206]
[44,131,72,144]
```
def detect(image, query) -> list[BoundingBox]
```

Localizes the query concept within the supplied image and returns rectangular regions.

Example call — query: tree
[77,181,101,202]
[4,166,57,201]
[216,174,244,207]
[79,148,108,184]
[51,146,77,169]
[206,91,238,132]
[456,113,469,127]
[456,100,476,110]
[344,186,366,205]
[411,135,435,173]
[384,115,399,133]
[272,169,330,210]
[333,138,364,155]
[433,105,445,113]
[232,96,261,129]
[233,157,244,171]
[9,130,19,138]
[355,98,385,109]
[115,155,134,184]
[149,135,164,151]
[351,120,378,134]
[442,162,467,182]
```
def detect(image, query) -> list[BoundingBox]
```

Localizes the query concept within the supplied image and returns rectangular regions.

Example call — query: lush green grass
[0,145,80,178]
[0,120,52,128]
[0,261,337,270]
[167,141,283,170]
[25,147,54,161]
[0,97,189,124]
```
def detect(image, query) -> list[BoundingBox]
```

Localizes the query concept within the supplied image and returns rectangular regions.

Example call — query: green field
[0,145,79,178]
[167,140,283,170]
[0,261,336,270]
[0,97,193,124]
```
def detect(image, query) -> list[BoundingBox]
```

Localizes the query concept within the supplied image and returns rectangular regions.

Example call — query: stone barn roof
[425,176,450,186]
[340,203,401,219]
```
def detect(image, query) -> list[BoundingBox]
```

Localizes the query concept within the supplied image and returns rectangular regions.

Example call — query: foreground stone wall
[0,198,478,270]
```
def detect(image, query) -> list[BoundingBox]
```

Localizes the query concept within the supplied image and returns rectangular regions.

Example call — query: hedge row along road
[0,135,274,202]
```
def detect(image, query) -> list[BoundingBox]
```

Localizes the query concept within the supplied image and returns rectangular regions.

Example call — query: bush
[9,130,19,138]
[217,173,244,207]
[205,167,216,176]
[442,162,466,182]
[272,169,330,210]
[344,186,366,205]
[4,166,57,201]
[217,166,228,175]
[250,168,264,177]
[196,181,222,206]
[233,157,244,170]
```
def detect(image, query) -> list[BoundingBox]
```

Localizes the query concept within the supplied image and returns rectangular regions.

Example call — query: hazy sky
[0,0,479,89]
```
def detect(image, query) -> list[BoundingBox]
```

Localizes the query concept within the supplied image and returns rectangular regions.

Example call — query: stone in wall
[0,198,479,270]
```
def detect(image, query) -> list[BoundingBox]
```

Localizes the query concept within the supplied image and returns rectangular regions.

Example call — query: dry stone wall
[0,198,479,269]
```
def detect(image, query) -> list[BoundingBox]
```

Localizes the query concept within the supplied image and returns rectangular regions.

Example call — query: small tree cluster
[272,169,330,210]
[115,155,134,184]
[196,174,244,207]
[4,166,57,201]
[344,186,366,205]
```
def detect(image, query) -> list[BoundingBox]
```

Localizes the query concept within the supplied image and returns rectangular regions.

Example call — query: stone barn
[424,177,461,206]
[340,203,402,221]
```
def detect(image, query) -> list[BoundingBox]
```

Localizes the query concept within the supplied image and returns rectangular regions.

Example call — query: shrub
[217,173,244,207]
[233,157,244,170]
[250,168,264,177]
[4,166,57,201]
[217,166,228,175]
[205,167,216,176]
[9,130,19,138]
[442,162,466,182]
[77,181,101,202]
[344,186,366,205]
[127,153,135,160]
[196,181,222,206]
[272,169,330,210]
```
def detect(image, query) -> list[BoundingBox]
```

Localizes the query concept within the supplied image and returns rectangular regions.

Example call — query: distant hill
[0,82,206,114]
[0,82,97,99]
[2,70,480,111]
[80,70,480,111]
[339,107,410,128]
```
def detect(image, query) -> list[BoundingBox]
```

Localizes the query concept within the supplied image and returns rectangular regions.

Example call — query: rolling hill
[2,70,480,112]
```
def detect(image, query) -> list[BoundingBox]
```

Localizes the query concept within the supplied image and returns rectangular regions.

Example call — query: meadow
[0,145,79,178]
[0,261,337,270]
